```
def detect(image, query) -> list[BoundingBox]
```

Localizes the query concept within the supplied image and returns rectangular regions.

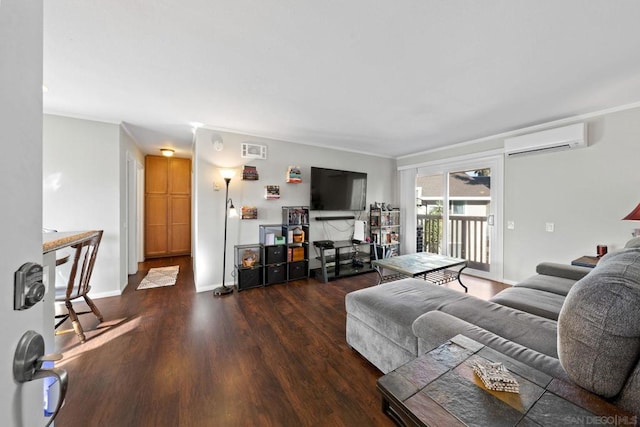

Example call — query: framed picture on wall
[241,143,267,159]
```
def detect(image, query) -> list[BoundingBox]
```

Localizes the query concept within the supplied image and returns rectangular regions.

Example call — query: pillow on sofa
[625,236,640,249]
[557,248,640,398]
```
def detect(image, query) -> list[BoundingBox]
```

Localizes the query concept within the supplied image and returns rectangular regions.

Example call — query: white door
[1,1,49,425]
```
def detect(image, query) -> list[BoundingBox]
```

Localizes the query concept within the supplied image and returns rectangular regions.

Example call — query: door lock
[14,262,45,310]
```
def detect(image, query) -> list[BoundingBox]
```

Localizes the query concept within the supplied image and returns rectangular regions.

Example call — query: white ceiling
[43,1,640,159]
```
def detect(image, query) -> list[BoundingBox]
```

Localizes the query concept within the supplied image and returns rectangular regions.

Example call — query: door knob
[13,330,67,427]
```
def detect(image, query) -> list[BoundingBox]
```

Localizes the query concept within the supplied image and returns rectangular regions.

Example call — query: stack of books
[264,185,280,200]
[242,165,259,180]
[286,166,302,183]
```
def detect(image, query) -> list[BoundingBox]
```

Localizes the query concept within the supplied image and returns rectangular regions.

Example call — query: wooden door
[145,156,191,258]
[168,157,191,255]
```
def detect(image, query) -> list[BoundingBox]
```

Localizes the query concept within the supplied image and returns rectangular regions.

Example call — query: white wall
[43,114,123,296]
[503,108,640,282]
[397,106,640,283]
[194,129,396,291]
[119,126,144,282]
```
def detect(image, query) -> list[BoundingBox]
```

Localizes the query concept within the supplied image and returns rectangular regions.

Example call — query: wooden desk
[377,335,636,426]
[43,230,101,254]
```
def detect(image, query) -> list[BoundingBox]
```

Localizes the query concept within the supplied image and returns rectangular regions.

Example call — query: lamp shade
[220,169,235,180]
[623,203,640,221]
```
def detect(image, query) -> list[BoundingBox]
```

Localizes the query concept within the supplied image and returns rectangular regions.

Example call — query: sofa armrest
[536,262,591,281]
[412,311,568,380]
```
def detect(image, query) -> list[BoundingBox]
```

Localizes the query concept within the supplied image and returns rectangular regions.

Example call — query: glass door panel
[448,168,491,271]
[416,173,444,255]
[416,157,501,280]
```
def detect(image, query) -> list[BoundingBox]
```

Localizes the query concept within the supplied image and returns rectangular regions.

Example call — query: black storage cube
[266,264,286,284]
[265,246,287,264]
[288,261,307,280]
[237,267,263,291]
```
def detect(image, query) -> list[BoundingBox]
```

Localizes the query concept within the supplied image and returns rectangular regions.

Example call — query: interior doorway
[126,153,143,275]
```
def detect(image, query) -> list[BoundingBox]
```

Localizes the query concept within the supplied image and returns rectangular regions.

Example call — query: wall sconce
[160,148,175,157]
[228,199,238,218]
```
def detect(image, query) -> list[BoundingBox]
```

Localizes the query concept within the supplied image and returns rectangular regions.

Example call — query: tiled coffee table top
[377,335,636,426]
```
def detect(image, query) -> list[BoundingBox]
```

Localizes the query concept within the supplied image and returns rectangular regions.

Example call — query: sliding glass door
[416,157,502,279]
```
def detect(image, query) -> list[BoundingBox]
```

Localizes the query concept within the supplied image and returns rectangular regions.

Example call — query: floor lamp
[214,169,237,296]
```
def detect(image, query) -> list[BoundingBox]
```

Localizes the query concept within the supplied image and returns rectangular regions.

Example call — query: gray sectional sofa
[345,243,640,414]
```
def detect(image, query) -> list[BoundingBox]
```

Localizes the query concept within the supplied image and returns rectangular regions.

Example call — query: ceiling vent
[504,123,587,157]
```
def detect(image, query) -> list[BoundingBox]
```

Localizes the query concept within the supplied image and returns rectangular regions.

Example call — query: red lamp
[622,203,640,221]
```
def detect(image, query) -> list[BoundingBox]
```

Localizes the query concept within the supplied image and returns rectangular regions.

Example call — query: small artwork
[241,143,267,159]
[241,206,258,219]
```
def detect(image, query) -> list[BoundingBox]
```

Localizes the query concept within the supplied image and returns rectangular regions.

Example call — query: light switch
[545,222,555,232]
[507,221,515,230]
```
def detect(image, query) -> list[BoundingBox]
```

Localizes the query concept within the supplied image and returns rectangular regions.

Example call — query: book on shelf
[264,185,280,199]
[284,207,309,225]
[242,165,259,180]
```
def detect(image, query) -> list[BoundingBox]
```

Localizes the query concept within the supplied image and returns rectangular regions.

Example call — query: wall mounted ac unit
[504,123,587,156]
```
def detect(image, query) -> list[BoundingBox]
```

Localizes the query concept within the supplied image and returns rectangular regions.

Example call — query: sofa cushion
[514,273,576,297]
[345,279,472,356]
[535,262,592,284]
[489,286,566,320]
[412,311,567,380]
[558,248,640,399]
[434,295,560,358]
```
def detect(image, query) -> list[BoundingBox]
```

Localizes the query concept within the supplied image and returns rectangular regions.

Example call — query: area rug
[137,266,180,290]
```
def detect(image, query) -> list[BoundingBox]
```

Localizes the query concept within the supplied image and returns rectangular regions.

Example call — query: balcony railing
[417,214,490,271]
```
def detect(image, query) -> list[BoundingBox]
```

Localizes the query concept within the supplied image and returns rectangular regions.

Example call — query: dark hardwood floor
[54,256,508,426]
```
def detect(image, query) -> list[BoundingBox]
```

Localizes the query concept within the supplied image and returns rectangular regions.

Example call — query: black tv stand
[315,240,374,283]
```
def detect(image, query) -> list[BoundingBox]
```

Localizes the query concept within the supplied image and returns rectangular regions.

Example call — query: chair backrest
[59,231,103,300]
[372,241,390,261]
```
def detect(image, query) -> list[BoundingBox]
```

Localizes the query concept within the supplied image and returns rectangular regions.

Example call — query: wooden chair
[54,230,104,343]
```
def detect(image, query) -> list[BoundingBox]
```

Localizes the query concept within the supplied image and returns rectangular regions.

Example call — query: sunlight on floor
[57,316,141,365]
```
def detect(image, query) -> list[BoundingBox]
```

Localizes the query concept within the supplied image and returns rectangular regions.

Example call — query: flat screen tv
[310,167,367,211]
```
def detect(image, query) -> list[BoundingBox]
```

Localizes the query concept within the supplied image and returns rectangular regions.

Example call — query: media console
[315,240,374,283]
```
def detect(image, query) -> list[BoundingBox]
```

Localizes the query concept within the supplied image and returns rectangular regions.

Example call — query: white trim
[399,149,504,171]
[137,161,144,262]
[91,289,124,299]
[397,100,640,162]
[195,280,235,293]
